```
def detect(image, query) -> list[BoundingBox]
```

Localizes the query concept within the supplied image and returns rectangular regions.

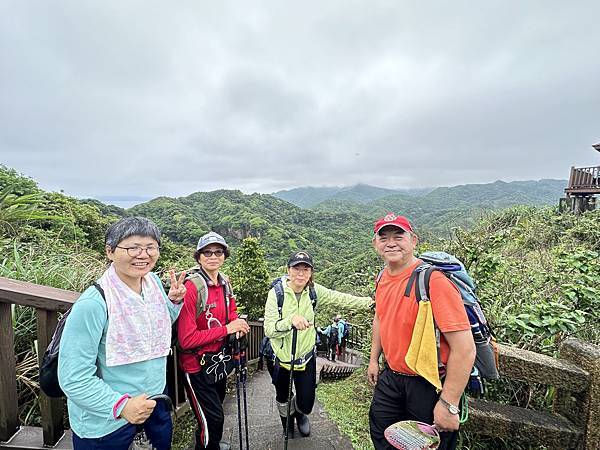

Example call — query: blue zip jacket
[57,273,181,438]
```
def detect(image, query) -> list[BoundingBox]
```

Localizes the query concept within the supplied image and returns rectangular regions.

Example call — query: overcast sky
[1,1,599,205]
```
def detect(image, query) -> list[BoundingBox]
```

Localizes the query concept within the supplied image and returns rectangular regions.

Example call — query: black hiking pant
[327,334,338,361]
[273,355,317,415]
[183,370,227,450]
[369,368,458,450]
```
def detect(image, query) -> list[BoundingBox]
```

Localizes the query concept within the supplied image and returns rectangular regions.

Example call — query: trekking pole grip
[291,325,298,346]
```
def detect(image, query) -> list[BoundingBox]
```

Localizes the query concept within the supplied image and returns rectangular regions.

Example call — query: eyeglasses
[200,249,225,257]
[116,246,160,257]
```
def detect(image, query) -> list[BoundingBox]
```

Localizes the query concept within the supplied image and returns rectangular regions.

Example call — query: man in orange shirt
[367,214,476,450]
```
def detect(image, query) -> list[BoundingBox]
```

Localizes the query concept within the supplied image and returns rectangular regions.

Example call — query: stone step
[0,426,72,449]
[464,398,583,450]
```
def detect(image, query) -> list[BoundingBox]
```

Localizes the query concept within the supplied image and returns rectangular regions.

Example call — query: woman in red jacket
[177,232,250,450]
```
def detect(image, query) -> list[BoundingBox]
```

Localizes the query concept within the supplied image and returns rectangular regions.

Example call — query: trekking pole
[284,327,298,450]
[233,336,243,450]
[239,333,250,450]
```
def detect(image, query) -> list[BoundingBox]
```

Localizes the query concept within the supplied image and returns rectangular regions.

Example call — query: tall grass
[1,237,105,425]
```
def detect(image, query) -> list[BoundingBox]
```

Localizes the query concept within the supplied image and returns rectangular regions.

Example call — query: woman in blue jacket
[58,217,186,450]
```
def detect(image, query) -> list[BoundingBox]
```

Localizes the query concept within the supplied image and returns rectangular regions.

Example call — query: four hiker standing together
[57,213,478,450]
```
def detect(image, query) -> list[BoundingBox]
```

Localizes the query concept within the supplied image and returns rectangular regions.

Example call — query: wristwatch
[438,396,460,415]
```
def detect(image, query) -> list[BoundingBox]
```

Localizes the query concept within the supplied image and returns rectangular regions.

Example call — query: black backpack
[270,276,317,318]
[260,335,275,361]
[40,283,106,398]
[329,324,339,340]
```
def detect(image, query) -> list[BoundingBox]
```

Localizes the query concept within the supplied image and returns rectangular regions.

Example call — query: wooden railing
[0,277,264,450]
[245,319,265,365]
[565,165,600,195]
[346,322,368,350]
[0,277,78,448]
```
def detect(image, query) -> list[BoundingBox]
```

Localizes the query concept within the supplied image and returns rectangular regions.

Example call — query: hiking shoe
[295,413,311,437]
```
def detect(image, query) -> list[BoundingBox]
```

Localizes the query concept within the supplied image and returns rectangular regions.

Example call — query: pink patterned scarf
[98,264,171,367]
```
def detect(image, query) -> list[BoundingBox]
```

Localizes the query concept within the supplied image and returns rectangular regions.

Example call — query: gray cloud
[1,0,599,201]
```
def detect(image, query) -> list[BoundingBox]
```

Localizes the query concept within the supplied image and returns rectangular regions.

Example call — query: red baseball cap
[373,213,413,235]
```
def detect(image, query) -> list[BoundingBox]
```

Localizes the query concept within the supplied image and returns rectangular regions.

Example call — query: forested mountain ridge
[0,164,569,274]
[128,189,372,271]
[273,184,432,207]
[274,179,565,209]
[312,179,567,236]
[126,179,567,272]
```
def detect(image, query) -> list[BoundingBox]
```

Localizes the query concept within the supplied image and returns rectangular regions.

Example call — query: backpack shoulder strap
[221,274,234,299]
[273,278,285,319]
[374,268,385,291]
[403,263,431,300]
[418,265,440,302]
[219,274,233,324]
[92,283,109,320]
[308,283,317,311]
[92,282,106,301]
[186,273,208,320]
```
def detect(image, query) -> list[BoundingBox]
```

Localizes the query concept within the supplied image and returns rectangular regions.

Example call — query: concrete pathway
[221,368,354,450]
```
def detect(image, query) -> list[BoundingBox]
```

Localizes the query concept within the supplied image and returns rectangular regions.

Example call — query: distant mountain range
[117,178,567,271]
[272,183,433,208]
[0,163,574,284]
[273,179,566,210]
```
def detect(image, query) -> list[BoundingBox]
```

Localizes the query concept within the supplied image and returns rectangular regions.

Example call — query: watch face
[448,405,459,415]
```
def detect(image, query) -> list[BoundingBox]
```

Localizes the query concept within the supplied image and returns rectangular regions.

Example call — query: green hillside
[272,184,431,208]
[274,180,563,209]
[272,186,343,208]
[120,179,568,272]
[312,179,566,236]
[128,189,372,272]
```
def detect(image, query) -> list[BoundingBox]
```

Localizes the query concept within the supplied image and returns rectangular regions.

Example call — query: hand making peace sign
[167,269,186,304]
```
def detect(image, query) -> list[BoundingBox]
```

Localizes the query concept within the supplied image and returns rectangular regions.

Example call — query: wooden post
[567,166,575,193]
[36,309,65,446]
[556,339,600,450]
[0,302,19,442]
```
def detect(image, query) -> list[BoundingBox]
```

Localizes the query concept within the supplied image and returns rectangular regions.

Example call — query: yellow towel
[405,300,442,390]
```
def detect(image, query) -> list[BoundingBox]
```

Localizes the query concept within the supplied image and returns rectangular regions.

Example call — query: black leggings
[369,368,458,450]
[274,356,316,415]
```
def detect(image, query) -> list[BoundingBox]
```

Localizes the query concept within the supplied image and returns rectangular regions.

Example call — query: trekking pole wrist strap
[113,394,131,419]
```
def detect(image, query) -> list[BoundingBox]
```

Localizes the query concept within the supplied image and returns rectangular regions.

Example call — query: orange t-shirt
[375,260,470,374]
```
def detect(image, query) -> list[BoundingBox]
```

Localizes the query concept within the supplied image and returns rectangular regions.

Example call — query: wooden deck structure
[565,165,600,196]
[560,144,600,213]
